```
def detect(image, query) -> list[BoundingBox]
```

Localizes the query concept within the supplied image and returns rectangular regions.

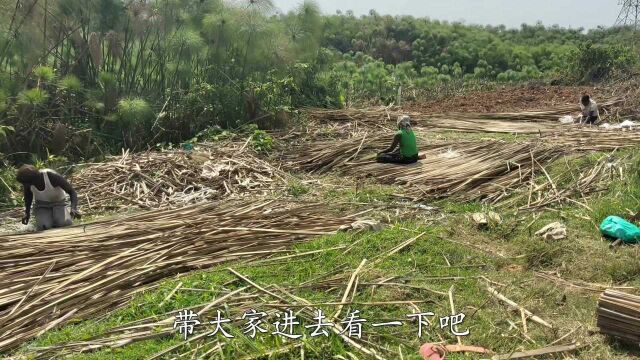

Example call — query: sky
[272,0,622,29]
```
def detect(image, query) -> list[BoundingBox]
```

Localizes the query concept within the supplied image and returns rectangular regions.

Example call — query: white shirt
[580,99,599,119]
[30,169,67,203]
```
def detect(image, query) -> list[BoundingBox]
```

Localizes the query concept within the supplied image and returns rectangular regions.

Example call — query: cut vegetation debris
[542,129,640,151]
[70,148,285,213]
[288,137,563,203]
[304,98,624,134]
[26,268,429,360]
[0,201,354,352]
[500,152,626,212]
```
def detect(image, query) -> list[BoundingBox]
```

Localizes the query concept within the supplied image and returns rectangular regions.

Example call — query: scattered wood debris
[70,147,286,214]
[486,285,554,329]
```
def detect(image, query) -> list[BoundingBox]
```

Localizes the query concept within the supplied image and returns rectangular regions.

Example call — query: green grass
[15,223,498,359]
[16,212,640,359]
[322,182,397,204]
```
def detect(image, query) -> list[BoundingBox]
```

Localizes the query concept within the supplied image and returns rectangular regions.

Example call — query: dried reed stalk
[0,201,354,352]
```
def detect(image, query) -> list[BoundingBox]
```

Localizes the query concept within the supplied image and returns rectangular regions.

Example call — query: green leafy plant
[250,130,274,153]
[33,66,56,83]
[569,43,637,82]
[17,88,49,106]
[58,75,84,93]
[116,98,154,125]
[0,125,14,142]
[0,90,7,112]
[287,180,310,197]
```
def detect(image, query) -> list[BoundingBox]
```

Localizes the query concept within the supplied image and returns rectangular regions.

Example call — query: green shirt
[397,129,418,158]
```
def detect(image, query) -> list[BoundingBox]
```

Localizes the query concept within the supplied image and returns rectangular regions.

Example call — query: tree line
[0,0,636,165]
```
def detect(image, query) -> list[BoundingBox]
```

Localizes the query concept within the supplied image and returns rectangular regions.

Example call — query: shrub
[58,75,83,93]
[33,66,56,83]
[569,43,637,82]
[287,180,310,197]
[0,90,7,113]
[117,98,154,125]
[250,130,274,153]
[17,88,49,106]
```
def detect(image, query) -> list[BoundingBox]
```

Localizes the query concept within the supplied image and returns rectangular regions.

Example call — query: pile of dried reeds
[286,135,564,203]
[70,148,285,213]
[284,134,388,174]
[542,128,640,151]
[597,290,640,344]
[430,98,623,122]
[499,152,625,211]
[0,201,354,352]
[424,117,562,134]
[303,106,410,125]
[303,98,624,134]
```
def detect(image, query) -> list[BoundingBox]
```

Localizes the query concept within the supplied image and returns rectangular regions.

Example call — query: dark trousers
[376,152,419,164]
[584,115,599,125]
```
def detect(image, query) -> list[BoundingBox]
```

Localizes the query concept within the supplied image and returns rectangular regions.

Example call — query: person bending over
[16,165,81,231]
[580,95,600,125]
[377,115,419,165]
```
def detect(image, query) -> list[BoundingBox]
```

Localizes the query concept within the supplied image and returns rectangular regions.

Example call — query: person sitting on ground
[580,95,600,125]
[16,165,81,231]
[377,115,419,164]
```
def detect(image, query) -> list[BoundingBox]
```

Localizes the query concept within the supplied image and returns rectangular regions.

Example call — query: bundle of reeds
[347,141,563,203]
[597,290,640,345]
[286,136,564,203]
[303,106,411,125]
[303,98,623,134]
[284,134,388,174]
[0,201,354,352]
[423,117,562,134]
[429,98,623,122]
[542,128,640,151]
[70,148,285,213]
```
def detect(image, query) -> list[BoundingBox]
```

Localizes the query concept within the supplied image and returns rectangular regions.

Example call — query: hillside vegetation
[0,0,636,164]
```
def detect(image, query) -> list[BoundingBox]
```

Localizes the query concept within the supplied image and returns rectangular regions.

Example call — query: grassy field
[11,146,640,359]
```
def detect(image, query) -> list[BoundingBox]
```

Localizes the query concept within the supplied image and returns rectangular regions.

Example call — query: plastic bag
[559,115,575,124]
[620,120,637,129]
[599,216,640,244]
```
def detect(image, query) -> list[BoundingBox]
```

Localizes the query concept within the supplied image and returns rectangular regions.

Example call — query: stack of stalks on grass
[69,146,286,214]
[429,98,623,122]
[284,134,388,174]
[0,201,354,352]
[303,106,413,125]
[500,152,626,211]
[423,117,562,134]
[541,128,640,151]
[286,135,564,203]
[24,238,454,360]
[303,98,623,134]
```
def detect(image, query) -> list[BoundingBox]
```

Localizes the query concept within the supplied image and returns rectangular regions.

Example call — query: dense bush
[0,0,637,162]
